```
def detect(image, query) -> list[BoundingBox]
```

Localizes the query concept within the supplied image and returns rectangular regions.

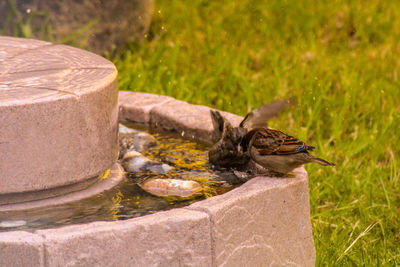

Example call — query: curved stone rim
[0,163,125,212]
[0,175,99,206]
[0,168,313,266]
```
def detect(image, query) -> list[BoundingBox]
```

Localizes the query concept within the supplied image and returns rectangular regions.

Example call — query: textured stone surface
[219,110,244,128]
[37,209,212,266]
[0,231,44,267]
[0,0,154,54]
[118,91,243,145]
[150,99,215,144]
[150,100,244,145]
[188,167,315,267]
[0,37,119,196]
[0,37,51,66]
[118,91,174,123]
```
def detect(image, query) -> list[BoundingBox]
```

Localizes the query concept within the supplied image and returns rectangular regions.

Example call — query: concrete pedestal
[0,36,119,200]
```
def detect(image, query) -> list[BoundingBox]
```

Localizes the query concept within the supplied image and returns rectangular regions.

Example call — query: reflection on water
[0,123,238,232]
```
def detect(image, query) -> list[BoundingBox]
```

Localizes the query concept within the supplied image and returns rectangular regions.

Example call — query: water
[0,123,239,232]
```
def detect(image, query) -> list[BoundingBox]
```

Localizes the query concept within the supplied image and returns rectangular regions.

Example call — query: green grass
[113,0,400,265]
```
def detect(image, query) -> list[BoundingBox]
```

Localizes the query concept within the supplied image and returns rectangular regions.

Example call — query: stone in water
[122,151,172,174]
[139,179,203,198]
[119,128,158,155]
[119,124,140,134]
[0,220,27,228]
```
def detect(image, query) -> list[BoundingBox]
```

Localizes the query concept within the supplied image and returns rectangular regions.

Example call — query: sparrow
[241,128,335,174]
[208,99,294,170]
[208,110,249,170]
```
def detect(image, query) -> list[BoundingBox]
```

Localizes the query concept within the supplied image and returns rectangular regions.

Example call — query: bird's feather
[247,128,314,155]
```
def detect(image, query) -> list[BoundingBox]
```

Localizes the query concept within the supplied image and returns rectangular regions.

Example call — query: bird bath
[0,37,315,266]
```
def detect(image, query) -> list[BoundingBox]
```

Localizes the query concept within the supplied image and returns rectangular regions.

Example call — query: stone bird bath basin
[0,37,315,266]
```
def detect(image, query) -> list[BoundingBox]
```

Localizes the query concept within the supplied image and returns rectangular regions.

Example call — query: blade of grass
[337,222,377,262]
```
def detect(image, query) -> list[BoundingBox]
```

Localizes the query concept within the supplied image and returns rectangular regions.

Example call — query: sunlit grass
[113,0,400,264]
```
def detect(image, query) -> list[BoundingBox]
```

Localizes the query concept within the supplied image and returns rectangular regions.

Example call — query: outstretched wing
[249,128,315,155]
[239,99,295,130]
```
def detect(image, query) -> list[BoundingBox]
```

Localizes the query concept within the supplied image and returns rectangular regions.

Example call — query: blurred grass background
[113,0,400,265]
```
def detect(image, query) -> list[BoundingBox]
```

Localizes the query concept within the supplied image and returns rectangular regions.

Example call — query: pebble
[0,220,27,228]
[122,151,172,174]
[119,124,139,134]
[119,129,157,155]
[139,178,203,198]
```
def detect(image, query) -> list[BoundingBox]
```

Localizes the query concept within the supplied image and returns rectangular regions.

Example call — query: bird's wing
[210,110,224,134]
[210,110,226,142]
[210,110,234,143]
[239,99,295,130]
[251,128,314,155]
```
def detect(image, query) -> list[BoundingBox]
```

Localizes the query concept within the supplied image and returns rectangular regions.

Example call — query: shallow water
[0,123,238,232]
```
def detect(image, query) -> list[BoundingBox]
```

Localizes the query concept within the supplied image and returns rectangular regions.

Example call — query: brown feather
[245,128,313,155]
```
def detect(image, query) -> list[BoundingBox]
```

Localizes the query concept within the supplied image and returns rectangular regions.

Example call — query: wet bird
[241,128,335,174]
[209,110,249,169]
[208,99,294,170]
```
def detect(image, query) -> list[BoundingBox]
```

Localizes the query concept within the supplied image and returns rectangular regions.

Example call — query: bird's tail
[311,156,335,166]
